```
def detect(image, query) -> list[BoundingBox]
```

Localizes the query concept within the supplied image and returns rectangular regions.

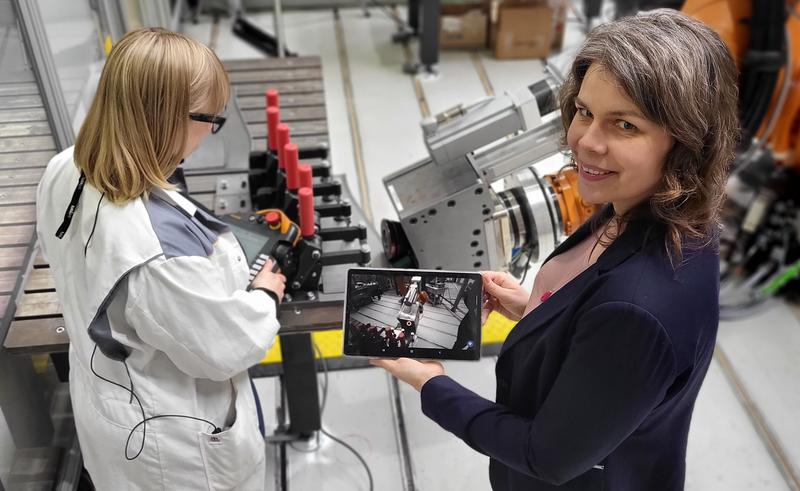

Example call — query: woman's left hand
[370,358,445,392]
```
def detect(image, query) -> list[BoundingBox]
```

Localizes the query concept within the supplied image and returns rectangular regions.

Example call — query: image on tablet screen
[345,271,481,359]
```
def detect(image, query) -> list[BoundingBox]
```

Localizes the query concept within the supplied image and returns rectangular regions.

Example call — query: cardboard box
[494,5,554,59]
[440,4,488,49]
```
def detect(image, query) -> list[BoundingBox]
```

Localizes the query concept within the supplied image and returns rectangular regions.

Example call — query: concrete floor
[22,1,800,490]
[186,6,799,490]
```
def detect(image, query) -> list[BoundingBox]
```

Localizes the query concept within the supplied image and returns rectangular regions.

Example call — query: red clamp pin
[298,187,315,238]
[266,89,279,109]
[276,124,290,170]
[266,107,280,152]
[285,143,300,191]
[540,290,554,302]
[298,164,313,190]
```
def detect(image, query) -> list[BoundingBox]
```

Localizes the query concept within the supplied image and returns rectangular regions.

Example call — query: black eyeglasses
[189,112,226,134]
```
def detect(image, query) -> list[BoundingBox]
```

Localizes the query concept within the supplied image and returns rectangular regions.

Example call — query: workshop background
[1,0,799,490]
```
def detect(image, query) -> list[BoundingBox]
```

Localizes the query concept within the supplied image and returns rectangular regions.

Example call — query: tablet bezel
[342,267,482,361]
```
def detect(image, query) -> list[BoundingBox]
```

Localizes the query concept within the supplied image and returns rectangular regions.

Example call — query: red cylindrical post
[266,89,279,109]
[298,164,313,190]
[285,143,300,191]
[299,187,315,238]
[277,124,290,169]
[267,107,280,151]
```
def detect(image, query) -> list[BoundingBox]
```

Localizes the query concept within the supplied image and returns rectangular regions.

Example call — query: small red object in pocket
[540,290,553,302]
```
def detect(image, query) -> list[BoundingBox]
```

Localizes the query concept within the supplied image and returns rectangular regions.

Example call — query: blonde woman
[36,28,284,488]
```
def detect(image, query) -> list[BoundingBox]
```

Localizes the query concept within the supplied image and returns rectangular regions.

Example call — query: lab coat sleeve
[125,255,280,381]
[420,301,677,485]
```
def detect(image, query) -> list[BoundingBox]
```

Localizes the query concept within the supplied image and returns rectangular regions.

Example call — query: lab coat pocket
[198,395,264,490]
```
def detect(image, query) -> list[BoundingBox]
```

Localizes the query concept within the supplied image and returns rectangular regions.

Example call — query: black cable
[740,0,770,133]
[321,428,375,491]
[84,193,104,256]
[519,245,535,285]
[89,345,220,461]
[315,341,329,415]
[306,340,374,491]
[123,359,134,404]
[739,0,785,143]
[125,414,219,459]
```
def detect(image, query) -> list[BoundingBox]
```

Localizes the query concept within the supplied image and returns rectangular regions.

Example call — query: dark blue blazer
[421,206,719,490]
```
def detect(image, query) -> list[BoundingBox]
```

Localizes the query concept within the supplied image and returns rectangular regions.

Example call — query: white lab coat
[36,147,279,490]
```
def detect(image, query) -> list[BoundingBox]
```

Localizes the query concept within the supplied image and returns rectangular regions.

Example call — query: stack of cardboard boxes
[439,0,568,59]
[439,3,490,49]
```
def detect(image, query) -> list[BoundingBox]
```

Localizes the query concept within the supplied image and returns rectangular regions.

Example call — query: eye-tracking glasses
[189,112,226,134]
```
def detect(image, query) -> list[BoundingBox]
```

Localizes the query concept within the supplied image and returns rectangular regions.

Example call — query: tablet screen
[343,268,482,360]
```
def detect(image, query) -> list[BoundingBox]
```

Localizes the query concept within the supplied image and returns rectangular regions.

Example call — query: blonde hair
[74,28,230,203]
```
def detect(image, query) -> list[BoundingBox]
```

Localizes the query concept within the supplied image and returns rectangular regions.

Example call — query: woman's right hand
[480,271,530,323]
[251,259,286,304]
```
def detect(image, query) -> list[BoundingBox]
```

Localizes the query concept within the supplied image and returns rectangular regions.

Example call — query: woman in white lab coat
[36,28,284,489]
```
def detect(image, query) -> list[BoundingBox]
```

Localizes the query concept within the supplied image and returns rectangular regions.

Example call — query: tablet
[343,268,482,360]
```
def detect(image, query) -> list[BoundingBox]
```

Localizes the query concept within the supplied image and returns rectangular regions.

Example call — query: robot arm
[382,69,596,274]
[422,75,561,168]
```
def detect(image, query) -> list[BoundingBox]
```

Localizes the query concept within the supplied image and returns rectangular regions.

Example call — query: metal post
[419,0,440,71]
[13,0,74,150]
[273,0,284,58]
[614,0,638,18]
[96,0,126,44]
[279,333,321,436]
[139,0,171,28]
[169,0,185,32]
[451,277,468,312]
[584,0,603,21]
[408,0,420,35]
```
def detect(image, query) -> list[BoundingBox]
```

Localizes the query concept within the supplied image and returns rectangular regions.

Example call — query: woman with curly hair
[374,9,739,491]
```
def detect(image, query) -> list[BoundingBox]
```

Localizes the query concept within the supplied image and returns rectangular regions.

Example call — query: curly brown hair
[558,9,740,262]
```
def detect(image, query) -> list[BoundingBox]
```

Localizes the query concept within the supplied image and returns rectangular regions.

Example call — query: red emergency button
[265,211,281,230]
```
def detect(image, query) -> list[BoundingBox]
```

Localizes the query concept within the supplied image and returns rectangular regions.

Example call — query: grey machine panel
[382,70,567,272]
[182,89,252,214]
[384,157,496,271]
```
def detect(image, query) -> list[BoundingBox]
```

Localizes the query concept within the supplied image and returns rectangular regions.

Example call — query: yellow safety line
[411,74,431,119]
[333,11,373,225]
[259,311,516,364]
[714,346,800,491]
[471,52,495,97]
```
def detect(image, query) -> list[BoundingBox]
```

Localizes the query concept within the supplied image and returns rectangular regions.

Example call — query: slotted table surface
[3,56,334,355]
